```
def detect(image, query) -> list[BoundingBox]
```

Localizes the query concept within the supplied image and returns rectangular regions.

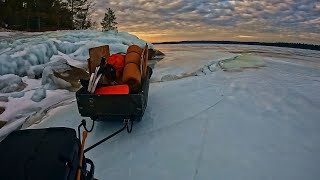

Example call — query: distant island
[154,41,320,51]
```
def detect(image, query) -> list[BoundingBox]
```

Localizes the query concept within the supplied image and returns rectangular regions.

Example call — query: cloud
[237,35,257,39]
[92,0,320,44]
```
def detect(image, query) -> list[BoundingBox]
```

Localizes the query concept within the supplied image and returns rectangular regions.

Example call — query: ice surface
[1,39,320,179]
[27,44,320,180]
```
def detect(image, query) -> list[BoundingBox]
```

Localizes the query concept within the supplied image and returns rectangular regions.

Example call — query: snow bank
[0,88,74,140]
[0,30,153,77]
[0,32,15,37]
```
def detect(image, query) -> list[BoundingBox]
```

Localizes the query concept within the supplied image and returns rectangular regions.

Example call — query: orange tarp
[95,85,129,95]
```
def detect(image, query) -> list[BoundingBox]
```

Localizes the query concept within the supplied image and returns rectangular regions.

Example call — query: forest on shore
[0,0,94,31]
[155,41,320,51]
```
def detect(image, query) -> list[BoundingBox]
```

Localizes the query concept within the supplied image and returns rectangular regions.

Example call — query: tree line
[0,0,118,32]
[155,41,320,51]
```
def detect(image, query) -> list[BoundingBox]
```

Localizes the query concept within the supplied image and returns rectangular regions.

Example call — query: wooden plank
[88,45,110,74]
[140,47,145,75]
[142,44,149,79]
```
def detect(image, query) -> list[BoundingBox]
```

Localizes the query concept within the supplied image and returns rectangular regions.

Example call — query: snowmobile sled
[0,127,95,180]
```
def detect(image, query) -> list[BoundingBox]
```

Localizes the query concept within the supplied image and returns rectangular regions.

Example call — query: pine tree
[55,1,73,30]
[0,0,95,31]
[101,8,118,32]
[75,0,94,29]
[69,0,94,30]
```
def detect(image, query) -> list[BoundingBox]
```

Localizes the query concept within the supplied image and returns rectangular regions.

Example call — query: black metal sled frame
[76,67,152,122]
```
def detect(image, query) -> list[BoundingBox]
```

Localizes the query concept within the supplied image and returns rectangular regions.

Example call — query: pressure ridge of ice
[0,30,153,76]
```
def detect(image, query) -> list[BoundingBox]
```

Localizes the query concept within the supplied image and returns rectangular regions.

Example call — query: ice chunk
[0,30,152,77]
[42,66,72,90]
[27,57,71,79]
[27,64,45,79]
[31,88,46,102]
[161,74,180,81]
[151,49,236,82]
[219,54,266,71]
[0,74,26,93]
[10,92,25,98]
[55,41,81,54]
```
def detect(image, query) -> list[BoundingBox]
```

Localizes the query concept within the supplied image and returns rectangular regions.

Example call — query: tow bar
[77,119,133,153]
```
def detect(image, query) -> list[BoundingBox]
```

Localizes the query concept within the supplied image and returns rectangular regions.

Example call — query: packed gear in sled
[85,44,149,94]
[77,44,152,122]
[0,128,94,180]
[107,54,125,79]
[95,84,129,95]
[122,45,145,93]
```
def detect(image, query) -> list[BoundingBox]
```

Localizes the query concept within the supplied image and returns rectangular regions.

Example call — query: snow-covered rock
[42,66,73,90]
[0,74,26,93]
[40,58,89,90]
[148,49,165,60]
[31,88,46,102]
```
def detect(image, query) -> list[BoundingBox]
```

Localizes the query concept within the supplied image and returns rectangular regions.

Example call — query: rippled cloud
[92,0,320,44]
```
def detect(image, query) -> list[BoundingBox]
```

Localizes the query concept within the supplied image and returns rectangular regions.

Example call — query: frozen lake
[30,44,320,180]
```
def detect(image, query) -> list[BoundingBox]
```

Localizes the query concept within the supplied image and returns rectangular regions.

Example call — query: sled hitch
[77,119,133,153]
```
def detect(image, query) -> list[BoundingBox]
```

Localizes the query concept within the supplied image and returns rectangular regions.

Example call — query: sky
[92,0,320,44]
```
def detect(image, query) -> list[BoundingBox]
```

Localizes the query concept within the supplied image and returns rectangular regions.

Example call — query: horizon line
[152,40,320,46]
